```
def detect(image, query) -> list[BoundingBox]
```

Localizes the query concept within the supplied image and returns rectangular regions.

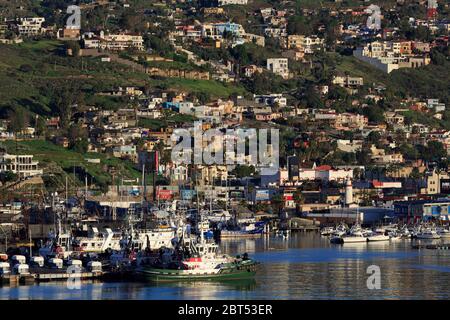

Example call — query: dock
[412,244,450,250]
[1,268,105,286]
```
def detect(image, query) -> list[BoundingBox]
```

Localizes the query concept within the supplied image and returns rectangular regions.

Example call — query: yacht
[320,227,334,236]
[330,223,348,237]
[367,232,390,242]
[437,227,450,238]
[416,229,441,240]
[340,230,368,243]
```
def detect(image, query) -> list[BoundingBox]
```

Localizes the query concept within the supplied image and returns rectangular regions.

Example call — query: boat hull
[367,235,390,242]
[136,262,258,282]
[342,237,367,243]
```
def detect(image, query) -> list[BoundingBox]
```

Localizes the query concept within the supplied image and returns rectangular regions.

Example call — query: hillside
[0,40,247,117]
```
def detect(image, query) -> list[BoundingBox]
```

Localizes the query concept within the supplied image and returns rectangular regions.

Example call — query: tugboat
[135,233,259,281]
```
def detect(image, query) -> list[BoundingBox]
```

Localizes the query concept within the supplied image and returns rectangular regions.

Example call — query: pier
[0,269,106,286]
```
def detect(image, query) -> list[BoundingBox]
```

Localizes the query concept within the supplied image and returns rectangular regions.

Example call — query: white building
[253,94,287,108]
[0,153,43,178]
[298,164,353,182]
[218,0,248,5]
[266,58,289,79]
[16,17,45,36]
[353,41,430,74]
[83,32,144,51]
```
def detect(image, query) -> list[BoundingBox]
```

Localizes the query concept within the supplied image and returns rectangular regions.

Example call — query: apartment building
[15,17,45,36]
[201,23,245,39]
[0,153,43,178]
[353,40,430,73]
[253,94,287,108]
[332,75,364,87]
[286,35,324,53]
[83,32,144,51]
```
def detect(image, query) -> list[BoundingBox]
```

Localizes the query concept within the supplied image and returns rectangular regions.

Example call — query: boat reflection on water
[150,278,257,291]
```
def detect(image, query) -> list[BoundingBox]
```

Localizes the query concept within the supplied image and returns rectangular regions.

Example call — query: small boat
[437,228,450,238]
[367,233,390,242]
[330,223,348,237]
[416,229,441,240]
[341,233,367,243]
[388,231,402,241]
[320,227,334,236]
[334,229,368,244]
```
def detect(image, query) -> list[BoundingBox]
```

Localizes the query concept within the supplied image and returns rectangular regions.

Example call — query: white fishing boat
[124,226,177,251]
[204,209,233,223]
[39,231,73,259]
[72,227,122,253]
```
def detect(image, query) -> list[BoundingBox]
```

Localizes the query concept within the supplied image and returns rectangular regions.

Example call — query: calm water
[2,233,450,300]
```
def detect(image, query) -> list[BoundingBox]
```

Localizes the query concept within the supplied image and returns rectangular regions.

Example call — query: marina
[3,233,450,299]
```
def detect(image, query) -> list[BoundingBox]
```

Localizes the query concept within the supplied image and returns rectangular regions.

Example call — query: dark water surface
[2,233,450,300]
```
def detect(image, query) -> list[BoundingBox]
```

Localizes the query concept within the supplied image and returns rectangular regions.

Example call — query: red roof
[372,180,382,187]
[315,165,332,171]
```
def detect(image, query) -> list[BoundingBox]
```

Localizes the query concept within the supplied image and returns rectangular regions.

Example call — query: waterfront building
[394,199,450,222]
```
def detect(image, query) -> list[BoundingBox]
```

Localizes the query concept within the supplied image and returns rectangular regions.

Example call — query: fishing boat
[136,233,258,281]
[72,227,122,253]
[39,231,73,259]
[124,226,177,251]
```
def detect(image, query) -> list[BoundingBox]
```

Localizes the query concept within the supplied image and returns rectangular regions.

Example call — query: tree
[232,165,255,178]
[425,141,446,162]
[64,41,80,57]
[293,189,305,215]
[8,108,28,134]
[49,82,83,130]
[0,171,18,184]
[409,167,422,180]
[72,138,89,154]
[271,194,285,216]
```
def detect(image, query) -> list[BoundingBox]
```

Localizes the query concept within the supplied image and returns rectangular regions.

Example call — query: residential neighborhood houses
[0,0,449,227]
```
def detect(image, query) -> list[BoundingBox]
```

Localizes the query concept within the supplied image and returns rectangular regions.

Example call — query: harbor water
[2,233,450,300]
